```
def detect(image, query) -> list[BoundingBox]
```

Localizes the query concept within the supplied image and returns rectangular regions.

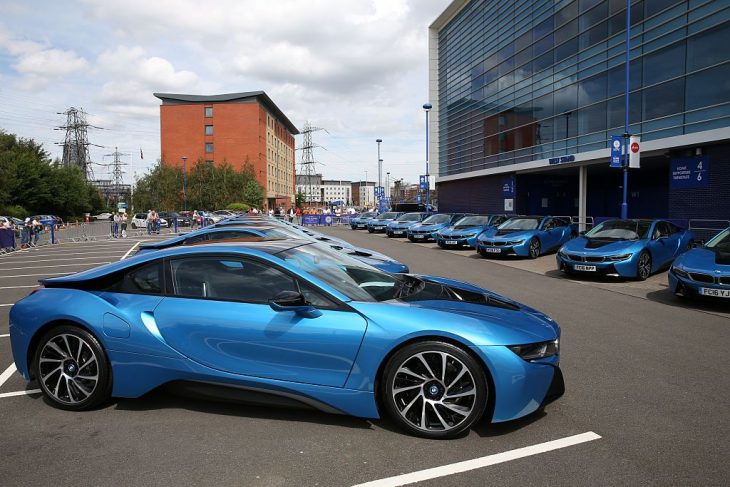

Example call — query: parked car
[407,214,469,242]
[367,212,404,233]
[557,219,693,280]
[350,212,378,230]
[436,215,509,249]
[130,213,168,229]
[31,215,64,227]
[477,216,577,259]
[92,212,113,221]
[385,212,430,237]
[158,211,192,227]
[10,240,563,439]
[668,227,730,298]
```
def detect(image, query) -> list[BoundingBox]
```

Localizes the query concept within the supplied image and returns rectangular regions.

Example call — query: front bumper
[556,254,637,278]
[408,232,436,242]
[437,235,478,248]
[386,227,410,237]
[369,224,388,233]
[669,268,730,299]
[471,345,563,422]
[476,241,522,256]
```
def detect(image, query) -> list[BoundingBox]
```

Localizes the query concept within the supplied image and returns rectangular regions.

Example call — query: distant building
[296,174,323,203]
[90,179,131,206]
[322,180,352,205]
[351,181,375,207]
[154,91,299,210]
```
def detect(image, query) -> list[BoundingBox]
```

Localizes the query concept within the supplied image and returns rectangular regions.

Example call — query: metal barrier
[554,215,594,232]
[689,219,729,244]
[300,214,354,226]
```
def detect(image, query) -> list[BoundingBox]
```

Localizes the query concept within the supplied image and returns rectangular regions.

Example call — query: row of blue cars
[351,211,730,300]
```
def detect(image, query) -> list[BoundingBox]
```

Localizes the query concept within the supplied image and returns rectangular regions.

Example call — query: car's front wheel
[528,238,541,259]
[636,251,652,281]
[381,341,488,439]
[34,325,112,411]
[130,222,137,229]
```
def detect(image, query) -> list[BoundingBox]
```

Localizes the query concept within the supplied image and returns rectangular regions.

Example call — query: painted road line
[1,262,110,271]
[0,272,70,279]
[0,363,17,389]
[0,334,9,338]
[0,285,37,289]
[121,241,141,260]
[0,389,42,399]
[0,250,126,259]
[0,304,14,307]
[0,256,126,264]
[351,431,602,487]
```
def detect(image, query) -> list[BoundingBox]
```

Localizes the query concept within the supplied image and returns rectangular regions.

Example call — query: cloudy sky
[0,0,450,186]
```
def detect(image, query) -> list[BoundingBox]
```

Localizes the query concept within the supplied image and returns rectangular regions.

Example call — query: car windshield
[499,218,540,230]
[359,212,376,218]
[455,216,490,226]
[278,243,403,302]
[376,212,398,220]
[422,214,450,224]
[585,220,651,240]
[396,213,422,222]
[705,228,730,251]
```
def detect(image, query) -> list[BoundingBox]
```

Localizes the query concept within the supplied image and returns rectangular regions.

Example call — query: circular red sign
[631,142,640,153]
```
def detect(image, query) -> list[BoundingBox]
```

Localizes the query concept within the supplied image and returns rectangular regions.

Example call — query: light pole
[376,139,382,208]
[621,0,631,219]
[386,172,390,202]
[423,103,432,210]
[364,170,368,208]
[181,156,188,211]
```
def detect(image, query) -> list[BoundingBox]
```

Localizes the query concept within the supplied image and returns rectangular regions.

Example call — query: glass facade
[437,0,730,177]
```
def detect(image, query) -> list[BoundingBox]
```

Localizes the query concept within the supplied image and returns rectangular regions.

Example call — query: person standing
[146,209,153,235]
[112,212,120,238]
[120,212,128,238]
[21,218,30,248]
[288,207,294,223]
[31,217,41,245]
[295,206,301,224]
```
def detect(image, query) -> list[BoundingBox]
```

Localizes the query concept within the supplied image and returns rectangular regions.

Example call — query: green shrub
[0,205,27,218]
[226,202,250,212]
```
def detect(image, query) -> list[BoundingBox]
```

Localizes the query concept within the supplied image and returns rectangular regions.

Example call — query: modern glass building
[429,0,730,224]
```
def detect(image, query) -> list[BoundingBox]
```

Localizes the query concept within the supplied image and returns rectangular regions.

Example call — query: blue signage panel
[670,156,709,189]
[416,194,421,203]
[419,175,429,191]
[502,176,515,197]
[610,135,623,168]
[301,214,320,226]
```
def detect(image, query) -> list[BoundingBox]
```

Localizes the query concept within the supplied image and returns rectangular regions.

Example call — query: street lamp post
[181,156,188,212]
[423,103,432,211]
[386,172,390,202]
[621,0,632,219]
[376,139,382,208]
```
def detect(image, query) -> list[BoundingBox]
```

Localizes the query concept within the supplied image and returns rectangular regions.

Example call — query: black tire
[368,228,374,233]
[528,237,541,259]
[381,341,488,439]
[34,325,112,411]
[130,222,137,229]
[636,250,652,281]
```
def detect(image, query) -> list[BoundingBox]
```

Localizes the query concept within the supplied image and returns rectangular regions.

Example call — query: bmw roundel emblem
[429,385,439,395]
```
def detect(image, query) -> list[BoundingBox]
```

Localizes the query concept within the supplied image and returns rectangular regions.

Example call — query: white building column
[578,165,588,232]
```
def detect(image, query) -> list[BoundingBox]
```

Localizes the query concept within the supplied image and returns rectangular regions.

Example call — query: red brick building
[154,91,299,209]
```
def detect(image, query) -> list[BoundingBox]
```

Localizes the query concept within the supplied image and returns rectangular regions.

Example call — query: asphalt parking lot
[1,230,729,486]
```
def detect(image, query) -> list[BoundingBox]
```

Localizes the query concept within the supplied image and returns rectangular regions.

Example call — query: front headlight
[672,265,689,278]
[507,240,525,246]
[463,233,477,238]
[508,339,559,361]
[608,253,632,261]
[558,249,567,258]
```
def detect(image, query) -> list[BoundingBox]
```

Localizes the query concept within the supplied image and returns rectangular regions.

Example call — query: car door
[647,222,674,268]
[540,218,560,250]
[152,255,368,387]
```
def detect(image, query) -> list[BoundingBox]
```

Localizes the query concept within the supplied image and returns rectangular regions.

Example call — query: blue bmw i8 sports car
[476,216,577,259]
[385,212,430,237]
[367,212,404,233]
[407,213,469,242]
[436,215,509,249]
[669,227,730,299]
[10,240,563,439]
[136,224,410,274]
[557,219,694,280]
[351,211,378,230]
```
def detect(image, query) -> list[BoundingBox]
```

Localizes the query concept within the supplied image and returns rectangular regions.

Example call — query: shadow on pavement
[645,289,730,316]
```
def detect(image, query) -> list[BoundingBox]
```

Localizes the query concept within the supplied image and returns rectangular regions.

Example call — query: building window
[205,125,213,135]
[204,107,213,117]
[205,143,214,153]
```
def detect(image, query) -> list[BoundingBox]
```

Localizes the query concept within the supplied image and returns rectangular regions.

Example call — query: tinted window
[687,23,730,71]
[207,230,258,241]
[184,235,208,245]
[685,63,730,111]
[643,42,685,86]
[171,257,296,302]
[298,281,339,309]
[643,78,685,120]
[104,261,162,294]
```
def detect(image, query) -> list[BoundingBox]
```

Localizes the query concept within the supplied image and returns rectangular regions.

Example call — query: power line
[297,121,327,203]
[55,107,102,181]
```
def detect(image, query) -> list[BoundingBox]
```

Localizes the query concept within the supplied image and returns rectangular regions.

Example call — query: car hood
[675,247,730,269]
[562,237,642,253]
[349,275,559,345]
[440,225,484,236]
[479,228,534,241]
[388,221,420,228]
[411,223,447,231]
[372,218,396,224]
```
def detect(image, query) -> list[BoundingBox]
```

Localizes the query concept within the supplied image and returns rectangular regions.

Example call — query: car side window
[170,256,297,302]
[542,219,555,231]
[103,261,162,295]
[184,235,208,245]
[208,230,255,241]
[297,281,339,309]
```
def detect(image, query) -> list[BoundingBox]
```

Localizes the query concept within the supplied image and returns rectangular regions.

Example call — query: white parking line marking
[121,241,141,260]
[0,334,9,338]
[0,363,17,389]
[0,250,125,259]
[0,272,69,279]
[0,285,39,289]
[0,389,41,399]
[0,256,123,264]
[351,431,602,487]
[1,262,110,271]
[0,304,13,307]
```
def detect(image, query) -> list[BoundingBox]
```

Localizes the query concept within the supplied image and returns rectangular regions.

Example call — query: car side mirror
[269,290,321,318]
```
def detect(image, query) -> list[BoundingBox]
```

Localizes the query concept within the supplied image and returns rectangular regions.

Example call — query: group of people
[146,209,162,235]
[19,217,42,248]
[111,212,128,238]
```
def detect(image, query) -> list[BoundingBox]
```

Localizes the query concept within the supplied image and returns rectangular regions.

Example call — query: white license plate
[357,224,365,228]
[484,247,501,253]
[445,240,458,245]
[700,288,730,298]
[394,231,404,235]
[414,234,425,239]
[574,264,597,272]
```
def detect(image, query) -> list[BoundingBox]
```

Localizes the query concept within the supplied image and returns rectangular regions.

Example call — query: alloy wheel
[529,238,541,259]
[38,333,100,406]
[637,251,652,280]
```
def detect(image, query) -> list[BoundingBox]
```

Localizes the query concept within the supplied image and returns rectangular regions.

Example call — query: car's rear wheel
[381,341,488,439]
[636,251,652,281]
[528,238,541,259]
[34,326,111,411]
[131,222,137,229]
